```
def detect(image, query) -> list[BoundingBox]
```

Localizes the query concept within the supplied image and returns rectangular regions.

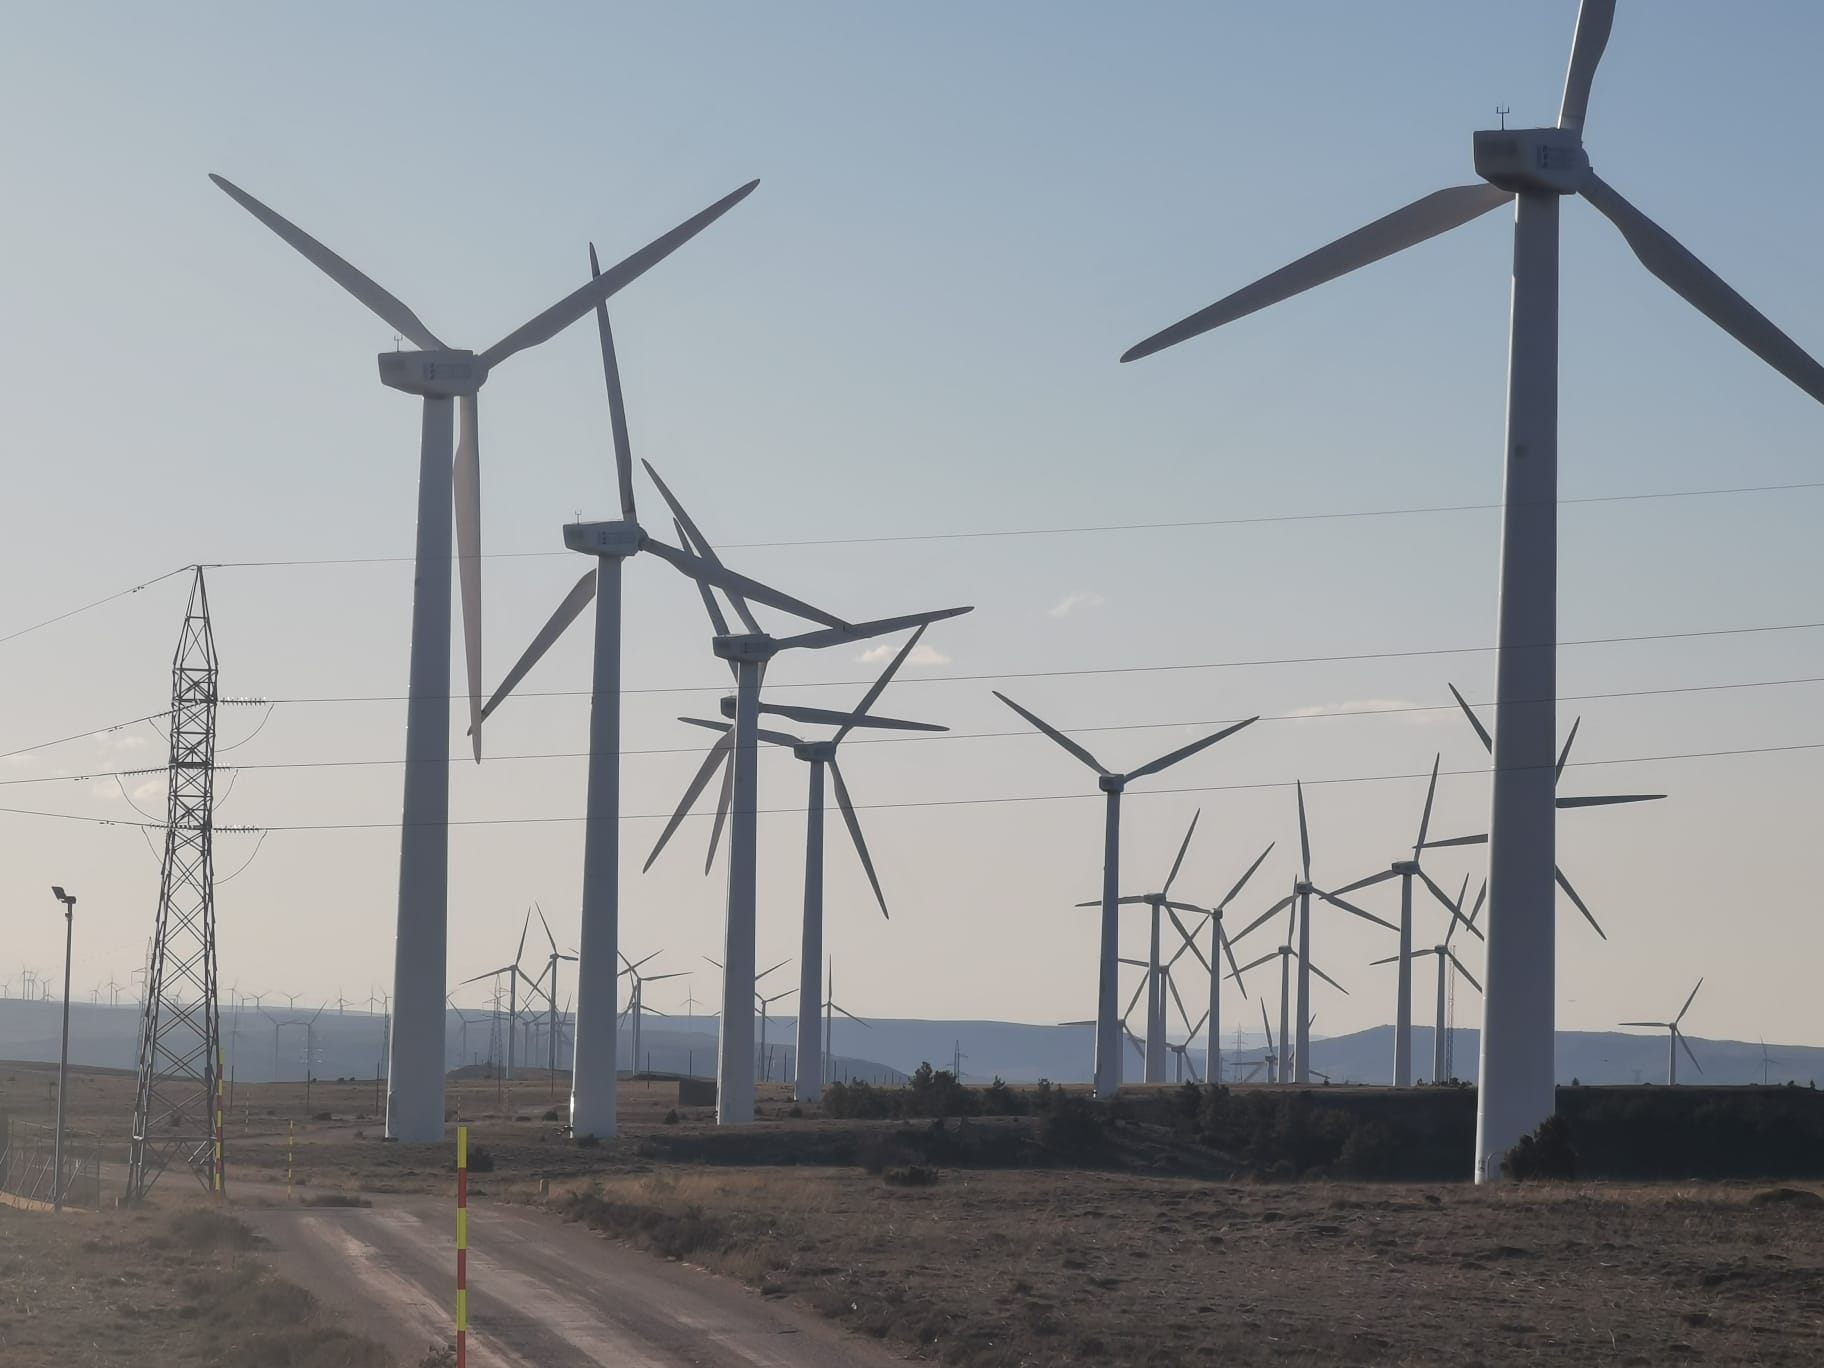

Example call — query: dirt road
[243,1196,905,1367]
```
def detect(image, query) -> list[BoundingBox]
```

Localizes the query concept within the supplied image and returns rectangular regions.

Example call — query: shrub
[1503,1114,1578,1181]
[662,1108,680,1125]
[466,1144,496,1173]
[541,1108,561,1122]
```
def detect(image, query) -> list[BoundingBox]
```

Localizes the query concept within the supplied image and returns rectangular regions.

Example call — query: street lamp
[49,886,75,1212]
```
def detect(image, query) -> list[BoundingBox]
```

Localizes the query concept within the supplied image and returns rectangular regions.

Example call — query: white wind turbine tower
[645,629,943,1104]
[617,951,684,1077]
[1620,979,1704,1085]
[475,277,838,1139]
[1122,0,1824,1178]
[1374,877,1486,1084]
[1231,786,1392,1083]
[994,695,1256,1097]
[1327,758,1484,1086]
[639,475,969,1125]
[458,908,543,1081]
[212,174,759,1141]
[821,960,873,1086]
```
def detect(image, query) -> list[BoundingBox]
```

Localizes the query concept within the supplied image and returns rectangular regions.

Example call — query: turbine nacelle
[795,739,838,764]
[1472,128,1589,196]
[563,520,644,558]
[712,633,780,664]
[376,348,487,397]
[1097,773,1126,795]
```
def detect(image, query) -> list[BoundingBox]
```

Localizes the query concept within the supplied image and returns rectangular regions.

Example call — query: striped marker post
[456,1125,469,1368]
[287,1120,294,1200]
[214,1044,225,1196]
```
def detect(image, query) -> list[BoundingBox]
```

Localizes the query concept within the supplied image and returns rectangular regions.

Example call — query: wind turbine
[648,629,943,1104]
[638,474,969,1125]
[1326,758,1484,1085]
[1073,809,1209,1084]
[1257,1002,1279,1085]
[1121,0,1824,1179]
[1374,877,1486,1084]
[1231,893,1351,1083]
[528,907,577,1092]
[1759,1039,1786,1088]
[1620,979,1704,1085]
[1163,841,1273,1085]
[994,694,1256,1097]
[1230,785,1392,1082]
[823,959,872,1086]
[458,908,543,1081]
[476,267,837,1137]
[618,951,684,1076]
[211,173,758,1141]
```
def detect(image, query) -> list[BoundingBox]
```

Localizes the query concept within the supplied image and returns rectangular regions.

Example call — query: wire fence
[0,1117,101,1210]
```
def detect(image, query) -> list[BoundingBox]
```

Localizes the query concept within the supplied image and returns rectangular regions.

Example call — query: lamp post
[49,886,75,1212]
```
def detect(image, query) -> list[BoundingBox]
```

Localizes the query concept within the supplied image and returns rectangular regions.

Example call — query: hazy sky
[2,3,1821,1052]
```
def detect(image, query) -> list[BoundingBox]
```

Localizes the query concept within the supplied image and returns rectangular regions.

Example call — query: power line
[246,617,1824,707]
[4,673,1820,789]
[197,477,1824,566]
[5,739,1817,834]
[3,477,1817,649]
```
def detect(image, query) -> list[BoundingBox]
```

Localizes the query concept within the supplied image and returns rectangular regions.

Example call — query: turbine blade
[832,1004,872,1027]
[642,733,732,872]
[761,701,944,733]
[1162,809,1201,897]
[1232,950,1278,978]
[1422,833,1489,849]
[836,624,927,744]
[478,570,597,726]
[1167,971,1194,1035]
[208,174,445,349]
[454,394,484,762]
[1556,793,1666,809]
[1259,1000,1274,1051]
[1417,868,1470,927]
[1555,865,1606,940]
[1216,924,1247,995]
[1330,868,1399,898]
[1618,1021,1666,1029]
[1557,0,1616,133]
[643,462,759,632]
[1166,906,1212,975]
[640,534,843,628]
[1295,780,1311,879]
[1581,172,1824,406]
[1445,950,1483,994]
[515,908,531,966]
[1555,716,1582,783]
[1675,977,1703,1026]
[1315,889,1396,931]
[1125,716,1256,782]
[1416,753,1440,851]
[775,606,972,654]
[992,692,1107,775]
[536,903,557,954]
[1217,842,1277,910]
[1303,958,1349,997]
[829,758,889,919]
[1447,683,1494,753]
[670,517,732,642]
[1231,893,1295,945]
[1122,973,1149,1023]
[704,743,736,875]
[586,244,638,521]
[1121,184,1513,362]
[481,180,759,369]
[1677,1027,1703,1076]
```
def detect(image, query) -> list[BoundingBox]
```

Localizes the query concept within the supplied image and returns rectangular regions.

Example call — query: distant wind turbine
[1374,877,1486,1084]
[1620,979,1704,1085]
[995,694,1256,1097]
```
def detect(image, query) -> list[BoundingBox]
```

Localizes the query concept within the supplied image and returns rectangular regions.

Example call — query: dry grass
[0,1202,395,1366]
[551,1166,1824,1366]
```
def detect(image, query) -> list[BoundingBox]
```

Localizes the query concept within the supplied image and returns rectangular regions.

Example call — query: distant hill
[0,998,1812,1091]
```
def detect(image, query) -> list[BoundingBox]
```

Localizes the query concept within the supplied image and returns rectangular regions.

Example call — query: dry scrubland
[5,1066,1824,1365]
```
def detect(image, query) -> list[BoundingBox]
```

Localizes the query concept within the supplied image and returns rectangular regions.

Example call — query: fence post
[214,1044,225,1198]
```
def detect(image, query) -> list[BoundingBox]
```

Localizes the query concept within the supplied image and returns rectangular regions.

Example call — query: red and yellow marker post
[455,1125,469,1368]
[214,1044,225,1197]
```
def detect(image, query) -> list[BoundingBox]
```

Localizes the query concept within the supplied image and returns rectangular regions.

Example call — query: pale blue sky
[1,3,1820,1051]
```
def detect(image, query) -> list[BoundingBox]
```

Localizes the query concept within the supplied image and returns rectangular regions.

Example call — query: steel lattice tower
[128,568,222,1199]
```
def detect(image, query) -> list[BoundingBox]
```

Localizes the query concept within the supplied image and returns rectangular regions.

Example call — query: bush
[662,1108,680,1125]
[541,1108,561,1122]
[466,1144,496,1173]
[1503,1114,1578,1181]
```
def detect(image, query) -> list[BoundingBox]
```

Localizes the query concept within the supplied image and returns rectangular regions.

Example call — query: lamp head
[50,886,73,907]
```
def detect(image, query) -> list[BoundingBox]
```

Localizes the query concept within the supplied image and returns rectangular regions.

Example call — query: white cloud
[1283,698,1433,723]
[91,732,148,753]
[132,779,165,803]
[1047,590,1106,619]
[857,642,951,668]
[1,753,35,768]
